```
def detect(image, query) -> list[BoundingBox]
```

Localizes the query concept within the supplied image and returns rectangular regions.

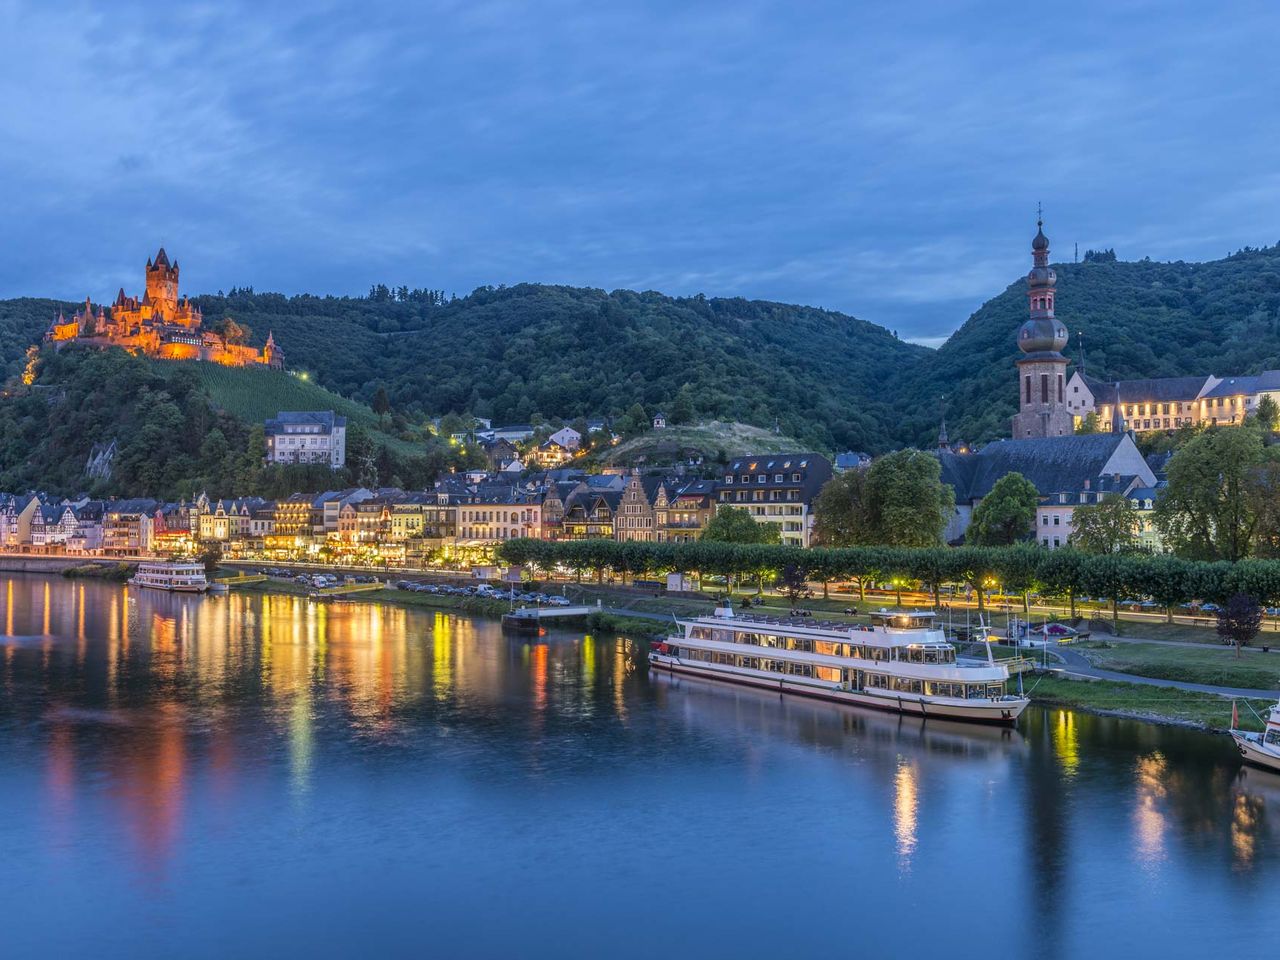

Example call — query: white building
[548,426,582,450]
[264,411,347,469]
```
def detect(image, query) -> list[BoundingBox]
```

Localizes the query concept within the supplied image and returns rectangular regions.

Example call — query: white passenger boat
[650,605,1030,724]
[1231,700,1280,773]
[128,560,210,593]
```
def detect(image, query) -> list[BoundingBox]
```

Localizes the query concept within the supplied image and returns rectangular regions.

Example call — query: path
[1051,647,1278,699]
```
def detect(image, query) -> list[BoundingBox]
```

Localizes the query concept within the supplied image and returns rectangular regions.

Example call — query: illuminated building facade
[44,248,283,369]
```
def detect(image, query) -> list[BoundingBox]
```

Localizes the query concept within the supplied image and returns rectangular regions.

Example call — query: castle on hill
[45,247,283,369]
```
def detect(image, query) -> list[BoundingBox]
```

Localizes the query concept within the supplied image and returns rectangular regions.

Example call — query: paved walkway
[1050,647,1278,699]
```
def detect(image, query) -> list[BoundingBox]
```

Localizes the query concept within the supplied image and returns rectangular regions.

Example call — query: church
[45,247,283,369]
[936,217,1156,542]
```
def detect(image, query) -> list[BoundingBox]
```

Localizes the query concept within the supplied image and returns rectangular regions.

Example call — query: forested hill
[4,243,1280,454]
[893,243,1280,447]
[0,286,924,452]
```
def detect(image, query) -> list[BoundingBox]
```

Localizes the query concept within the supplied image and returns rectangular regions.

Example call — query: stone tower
[145,247,180,322]
[1011,214,1073,439]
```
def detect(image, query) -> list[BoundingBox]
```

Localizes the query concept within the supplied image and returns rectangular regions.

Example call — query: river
[0,573,1274,958]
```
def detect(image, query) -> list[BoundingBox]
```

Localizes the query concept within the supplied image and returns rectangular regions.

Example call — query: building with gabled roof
[264,411,347,468]
[936,433,1155,543]
[716,453,832,547]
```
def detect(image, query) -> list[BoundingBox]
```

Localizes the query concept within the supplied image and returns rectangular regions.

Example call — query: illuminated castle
[45,248,283,369]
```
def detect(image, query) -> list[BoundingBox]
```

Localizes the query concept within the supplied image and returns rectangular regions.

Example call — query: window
[1040,374,1049,403]
[1025,375,1032,404]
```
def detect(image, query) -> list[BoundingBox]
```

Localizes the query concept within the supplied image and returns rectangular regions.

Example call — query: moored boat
[128,560,210,593]
[1231,700,1280,773]
[650,604,1029,724]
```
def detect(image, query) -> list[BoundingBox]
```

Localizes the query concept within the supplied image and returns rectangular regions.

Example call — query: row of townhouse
[215,452,831,559]
[0,452,833,563]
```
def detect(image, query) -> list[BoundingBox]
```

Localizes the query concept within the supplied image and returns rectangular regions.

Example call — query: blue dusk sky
[2,0,1278,345]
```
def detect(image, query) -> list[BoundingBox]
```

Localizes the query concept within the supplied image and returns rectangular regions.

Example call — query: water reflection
[893,758,919,870]
[3,574,1280,957]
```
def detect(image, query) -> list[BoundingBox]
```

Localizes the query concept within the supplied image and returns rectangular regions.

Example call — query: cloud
[0,0,1278,341]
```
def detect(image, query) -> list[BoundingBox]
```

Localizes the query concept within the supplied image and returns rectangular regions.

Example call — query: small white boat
[1231,700,1280,772]
[128,560,210,593]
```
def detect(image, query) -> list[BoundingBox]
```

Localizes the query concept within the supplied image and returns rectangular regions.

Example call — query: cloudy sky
[2,0,1278,345]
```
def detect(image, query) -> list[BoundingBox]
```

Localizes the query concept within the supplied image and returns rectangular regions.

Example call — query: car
[548,596,571,607]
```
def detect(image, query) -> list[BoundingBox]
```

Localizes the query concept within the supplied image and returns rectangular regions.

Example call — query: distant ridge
[3,242,1280,451]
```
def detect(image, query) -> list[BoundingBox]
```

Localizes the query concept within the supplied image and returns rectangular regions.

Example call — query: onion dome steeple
[1017,206,1068,357]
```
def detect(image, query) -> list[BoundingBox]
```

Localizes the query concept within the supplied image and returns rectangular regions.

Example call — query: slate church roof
[936,434,1142,503]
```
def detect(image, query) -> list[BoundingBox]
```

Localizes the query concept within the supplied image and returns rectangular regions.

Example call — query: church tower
[1011,213,1073,439]
[144,247,180,322]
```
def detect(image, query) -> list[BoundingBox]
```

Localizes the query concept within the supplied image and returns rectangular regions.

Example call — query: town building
[264,411,348,469]
[45,248,283,368]
[657,478,716,542]
[1035,474,1146,549]
[938,434,1156,543]
[102,499,160,556]
[548,426,581,451]
[716,454,833,547]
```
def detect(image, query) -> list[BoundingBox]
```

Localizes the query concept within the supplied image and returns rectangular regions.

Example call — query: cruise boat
[128,560,210,593]
[1231,699,1280,772]
[650,605,1030,724]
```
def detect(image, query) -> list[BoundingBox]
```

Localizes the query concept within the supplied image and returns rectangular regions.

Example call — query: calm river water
[0,573,1274,958]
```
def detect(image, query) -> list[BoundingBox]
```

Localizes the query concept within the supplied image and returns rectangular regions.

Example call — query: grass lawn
[1029,674,1269,731]
[1077,641,1280,690]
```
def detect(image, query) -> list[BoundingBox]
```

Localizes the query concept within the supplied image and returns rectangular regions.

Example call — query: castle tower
[145,247,180,322]
[1011,213,1073,439]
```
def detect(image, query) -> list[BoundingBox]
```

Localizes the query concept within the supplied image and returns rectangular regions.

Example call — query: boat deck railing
[706,611,944,637]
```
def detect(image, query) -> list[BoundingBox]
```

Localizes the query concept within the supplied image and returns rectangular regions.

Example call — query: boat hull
[650,654,1028,724]
[129,581,209,593]
[1232,731,1280,773]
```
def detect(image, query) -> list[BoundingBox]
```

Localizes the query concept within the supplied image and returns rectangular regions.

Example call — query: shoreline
[7,568,1268,733]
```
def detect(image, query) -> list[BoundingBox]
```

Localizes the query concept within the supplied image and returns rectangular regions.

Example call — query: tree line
[496,537,1280,622]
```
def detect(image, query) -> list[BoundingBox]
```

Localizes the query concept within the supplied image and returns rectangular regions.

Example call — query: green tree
[701,506,781,545]
[1154,425,1279,560]
[1255,394,1279,433]
[813,469,869,546]
[1074,411,1103,435]
[861,449,954,547]
[373,386,391,427]
[967,472,1039,546]
[1070,493,1141,554]
[779,562,809,605]
[668,385,695,425]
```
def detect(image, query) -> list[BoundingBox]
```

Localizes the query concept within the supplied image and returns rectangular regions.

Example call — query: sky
[2,0,1279,346]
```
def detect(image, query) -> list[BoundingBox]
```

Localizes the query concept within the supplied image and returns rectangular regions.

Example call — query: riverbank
[235,578,1275,729]
[62,561,135,581]
[228,577,667,642]
[1028,673,1270,732]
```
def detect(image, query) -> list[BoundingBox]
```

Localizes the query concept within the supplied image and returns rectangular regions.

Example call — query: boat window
[1264,729,1280,746]
[814,666,841,683]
